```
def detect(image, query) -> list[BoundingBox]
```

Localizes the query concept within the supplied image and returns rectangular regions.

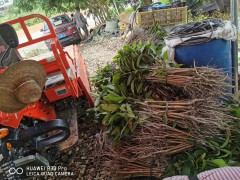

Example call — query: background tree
[12,0,131,23]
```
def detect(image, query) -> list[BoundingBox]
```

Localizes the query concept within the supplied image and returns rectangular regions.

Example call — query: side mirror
[0,24,19,48]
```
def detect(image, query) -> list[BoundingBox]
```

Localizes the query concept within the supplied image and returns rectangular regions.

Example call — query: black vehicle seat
[0,24,21,67]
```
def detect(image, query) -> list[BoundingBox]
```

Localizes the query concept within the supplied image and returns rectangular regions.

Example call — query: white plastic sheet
[163,21,238,61]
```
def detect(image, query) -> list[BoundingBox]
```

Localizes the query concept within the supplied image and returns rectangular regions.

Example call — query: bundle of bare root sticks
[103,157,167,179]
[94,132,167,178]
[136,99,236,137]
[146,67,232,99]
[97,123,194,178]
[120,123,194,159]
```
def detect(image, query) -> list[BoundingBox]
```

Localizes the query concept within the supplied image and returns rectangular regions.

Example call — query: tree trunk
[216,0,230,13]
[86,1,106,23]
[112,0,120,15]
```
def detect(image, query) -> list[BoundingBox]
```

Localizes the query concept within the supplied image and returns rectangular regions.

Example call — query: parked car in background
[41,14,81,50]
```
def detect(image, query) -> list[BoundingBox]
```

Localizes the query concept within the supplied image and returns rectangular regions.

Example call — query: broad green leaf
[208,140,220,148]
[201,153,206,160]
[100,104,120,112]
[106,84,116,91]
[118,112,127,118]
[202,160,207,170]
[163,51,168,60]
[109,113,121,124]
[209,159,227,167]
[102,113,111,125]
[207,142,216,151]
[106,89,120,97]
[120,82,128,96]
[220,129,230,149]
[219,149,232,158]
[127,112,136,118]
[150,43,157,54]
[156,48,163,55]
[140,46,145,53]
[126,103,133,113]
[94,96,101,107]
[113,74,120,85]
[131,80,135,95]
[131,57,137,70]
[120,104,127,112]
[103,94,125,104]
[131,52,137,59]
[144,43,152,52]
[137,82,144,94]
[126,103,135,118]
[132,41,137,49]
[127,74,133,86]
[136,54,143,67]
[123,57,131,69]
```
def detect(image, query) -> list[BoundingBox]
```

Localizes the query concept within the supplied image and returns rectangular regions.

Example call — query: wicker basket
[136,6,187,28]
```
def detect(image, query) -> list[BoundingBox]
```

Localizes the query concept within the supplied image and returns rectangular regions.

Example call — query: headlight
[67,25,76,30]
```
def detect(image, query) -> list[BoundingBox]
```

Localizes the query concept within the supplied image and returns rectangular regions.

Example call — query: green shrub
[188,10,230,23]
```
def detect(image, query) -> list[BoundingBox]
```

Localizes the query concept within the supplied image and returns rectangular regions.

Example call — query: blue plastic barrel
[175,39,232,77]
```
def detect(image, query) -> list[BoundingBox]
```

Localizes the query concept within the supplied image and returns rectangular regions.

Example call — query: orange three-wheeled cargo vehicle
[0,14,94,180]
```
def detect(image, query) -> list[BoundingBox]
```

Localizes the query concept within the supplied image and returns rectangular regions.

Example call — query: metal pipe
[231,0,238,93]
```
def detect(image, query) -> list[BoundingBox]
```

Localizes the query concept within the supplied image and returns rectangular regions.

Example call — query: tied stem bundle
[136,99,236,137]
[146,67,232,99]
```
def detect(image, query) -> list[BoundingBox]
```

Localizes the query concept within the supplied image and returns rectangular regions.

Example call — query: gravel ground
[78,37,125,78]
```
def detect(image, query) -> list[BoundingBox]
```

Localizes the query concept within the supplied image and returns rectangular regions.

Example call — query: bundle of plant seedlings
[126,24,167,45]
[146,66,232,99]
[92,41,239,178]
[99,140,168,178]
[137,99,234,137]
